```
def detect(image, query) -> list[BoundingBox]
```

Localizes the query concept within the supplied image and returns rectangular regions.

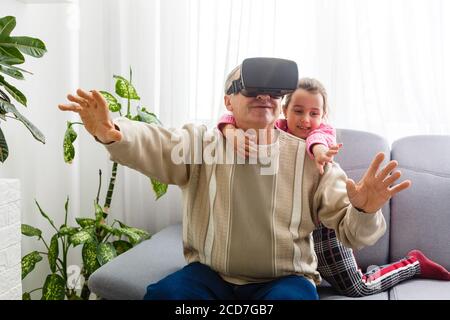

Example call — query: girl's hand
[313,143,343,175]
[222,124,257,158]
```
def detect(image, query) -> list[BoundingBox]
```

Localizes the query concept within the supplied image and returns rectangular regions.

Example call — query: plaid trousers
[313,223,420,297]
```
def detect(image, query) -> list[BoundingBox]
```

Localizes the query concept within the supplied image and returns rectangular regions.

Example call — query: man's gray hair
[224,64,241,95]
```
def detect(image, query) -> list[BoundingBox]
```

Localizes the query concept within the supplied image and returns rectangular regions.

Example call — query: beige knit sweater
[104,117,386,286]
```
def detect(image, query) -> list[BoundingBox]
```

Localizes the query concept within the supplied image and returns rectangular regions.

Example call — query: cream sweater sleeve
[102,117,203,186]
[312,162,387,250]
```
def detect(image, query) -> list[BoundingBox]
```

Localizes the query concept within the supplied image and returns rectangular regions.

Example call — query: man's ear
[282,107,287,119]
[224,95,233,112]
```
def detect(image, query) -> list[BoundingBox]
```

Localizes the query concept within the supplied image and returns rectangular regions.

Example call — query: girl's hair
[282,78,329,118]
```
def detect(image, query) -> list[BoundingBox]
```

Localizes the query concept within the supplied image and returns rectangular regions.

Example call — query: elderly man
[58,59,410,300]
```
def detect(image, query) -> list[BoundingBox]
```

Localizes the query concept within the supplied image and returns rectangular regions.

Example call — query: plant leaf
[75,217,96,228]
[112,240,133,255]
[69,228,94,247]
[0,74,26,106]
[96,243,117,266]
[21,224,42,238]
[82,242,100,275]
[116,220,151,240]
[22,292,31,300]
[99,90,121,112]
[41,274,65,300]
[0,65,23,80]
[94,201,106,221]
[58,226,79,236]
[136,107,163,125]
[0,46,24,65]
[151,177,168,200]
[113,75,140,100]
[0,125,8,163]
[2,36,47,58]
[63,122,77,163]
[21,251,42,280]
[113,227,140,245]
[0,99,45,143]
[0,16,16,37]
[34,199,55,227]
[48,234,59,273]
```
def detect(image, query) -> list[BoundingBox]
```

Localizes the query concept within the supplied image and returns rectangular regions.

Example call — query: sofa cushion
[390,135,450,269]
[335,129,391,269]
[389,279,450,300]
[89,224,186,300]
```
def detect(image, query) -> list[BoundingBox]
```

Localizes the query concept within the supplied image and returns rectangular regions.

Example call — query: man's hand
[346,152,411,213]
[58,89,122,144]
[312,143,342,175]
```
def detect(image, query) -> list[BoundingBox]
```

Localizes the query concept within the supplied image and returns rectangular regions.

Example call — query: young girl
[219,77,450,297]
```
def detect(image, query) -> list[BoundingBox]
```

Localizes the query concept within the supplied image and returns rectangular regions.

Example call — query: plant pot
[0,179,22,300]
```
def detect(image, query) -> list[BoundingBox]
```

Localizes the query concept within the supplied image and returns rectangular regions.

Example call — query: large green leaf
[0,65,23,80]
[96,243,117,266]
[100,90,121,112]
[151,177,168,200]
[0,125,8,163]
[136,107,163,125]
[0,99,45,143]
[82,242,100,275]
[117,221,151,240]
[114,227,141,245]
[41,274,65,300]
[21,251,42,280]
[75,217,96,228]
[112,240,133,255]
[0,74,26,106]
[0,16,16,37]
[63,122,77,163]
[48,234,59,273]
[113,75,140,100]
[21,224,42,238]
[1,36,47,58]
[69,229,94,247]
[0,46,24,65]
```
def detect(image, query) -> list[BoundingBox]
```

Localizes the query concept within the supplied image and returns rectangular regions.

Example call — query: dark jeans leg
[143,262,234,300]
[235,275,319,300]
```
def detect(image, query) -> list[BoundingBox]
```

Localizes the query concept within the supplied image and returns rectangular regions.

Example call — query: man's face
[224,93,281,130]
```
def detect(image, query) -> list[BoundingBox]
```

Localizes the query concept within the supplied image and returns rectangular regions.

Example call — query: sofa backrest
[335,129,391,269]
[390,135,450,269]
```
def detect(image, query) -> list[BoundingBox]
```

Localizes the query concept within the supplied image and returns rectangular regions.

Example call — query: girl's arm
[306,123,337,159]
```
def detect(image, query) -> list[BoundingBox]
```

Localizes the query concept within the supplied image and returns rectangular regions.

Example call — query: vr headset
[226,57,298,98]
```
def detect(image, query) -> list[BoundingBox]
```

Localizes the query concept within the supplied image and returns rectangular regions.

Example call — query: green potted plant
[0,15,47,162]
[0,14,46,300]
[21,68,167,299]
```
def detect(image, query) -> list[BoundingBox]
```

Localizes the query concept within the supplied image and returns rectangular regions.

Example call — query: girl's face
[283,89,324,139]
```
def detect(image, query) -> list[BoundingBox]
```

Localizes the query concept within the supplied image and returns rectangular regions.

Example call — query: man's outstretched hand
[346,152,411,213]
[58,89,122,144]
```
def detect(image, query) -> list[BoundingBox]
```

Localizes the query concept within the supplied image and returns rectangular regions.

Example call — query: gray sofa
[89,129,450,300]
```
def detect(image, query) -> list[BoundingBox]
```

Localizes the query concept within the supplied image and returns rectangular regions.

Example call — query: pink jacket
[218,114,336,159]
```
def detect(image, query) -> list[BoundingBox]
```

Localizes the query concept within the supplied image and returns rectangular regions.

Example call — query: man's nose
[256,94,271,101]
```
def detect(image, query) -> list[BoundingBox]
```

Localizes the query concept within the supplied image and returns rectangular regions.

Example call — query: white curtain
[1,0,449,294]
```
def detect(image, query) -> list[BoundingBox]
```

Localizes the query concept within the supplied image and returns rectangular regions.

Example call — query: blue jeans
[143,262,319,300]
